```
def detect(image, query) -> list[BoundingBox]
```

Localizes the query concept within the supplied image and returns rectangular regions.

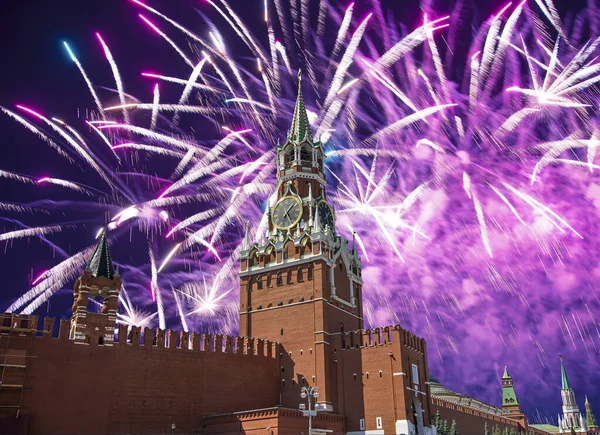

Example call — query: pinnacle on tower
[288,69,313,144]
[560,354,572,390]
[87,232,115,279]
[502,366,510,379]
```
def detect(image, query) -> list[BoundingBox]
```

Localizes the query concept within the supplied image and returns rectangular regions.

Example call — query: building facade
[0,73,588,435]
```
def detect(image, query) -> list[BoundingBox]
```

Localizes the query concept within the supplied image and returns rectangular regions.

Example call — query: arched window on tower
[287,147,295,163]
[340,323,346,348]
[300,146,310,162]
[277,273,283,286]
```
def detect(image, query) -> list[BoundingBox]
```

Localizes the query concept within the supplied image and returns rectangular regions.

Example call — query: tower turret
[501,366,528,433]
[587,396,599,431]
[239,72,363,413]
[70,232,122,345]
[558,355,588,433]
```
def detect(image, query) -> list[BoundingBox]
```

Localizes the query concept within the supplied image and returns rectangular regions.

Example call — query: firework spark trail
[132,0,213,52]
[267,23,280,92]
[476,2,512,96]
[85,120,115,153]
[322,13,372,111]
[424,14,450,103]
[112,143,185,158]
[52,118,91,151]
[258,58,276,114]
[157,242,182,273]
[172,287,189,334]
[139,14,194,68]
[37,177,92,195]
[367,103,458,143]
[372,16,450,69]
[171,149,197,178]
[215,0,269,64]
[0,225,63,242]
[174,57,209,122]
[16,106,112,185]
[472,187,493,258]
[96,33,129,124]
[118,287,158,329]
[62,42,105,119]
[148,245,166,329]
[0,170,35,185]
[150,84,160,130]
[141,72,224,94]
[105,103,221,115]
[166,209,223,238]
[0,107,72,162]
[8,245,96,313]
[98,123,205,152]
[316,0,328,37]
[501,182,583,238]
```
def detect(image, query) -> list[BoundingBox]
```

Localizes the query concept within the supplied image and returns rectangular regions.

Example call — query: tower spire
[87,232,115,279]
[288,69,313,144]
[560,354,572,390]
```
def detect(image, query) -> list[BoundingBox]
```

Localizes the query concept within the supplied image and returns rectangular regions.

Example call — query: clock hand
[284,204,294,219]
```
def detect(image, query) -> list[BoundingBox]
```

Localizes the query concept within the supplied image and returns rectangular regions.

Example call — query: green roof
[530,424,560,433]
[501,366,519,406]
[502,385,519,406]
[87,232,115,279]
[288,70,313,144]
[560,355,571,390]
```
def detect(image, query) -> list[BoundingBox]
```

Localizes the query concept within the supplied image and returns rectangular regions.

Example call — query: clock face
[272,196,303,229]
[317,200,334,231]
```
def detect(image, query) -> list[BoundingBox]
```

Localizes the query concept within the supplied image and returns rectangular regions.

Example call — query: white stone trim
[331,294,355,308]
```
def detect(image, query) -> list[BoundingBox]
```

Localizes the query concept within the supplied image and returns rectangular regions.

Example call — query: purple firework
[1,0,600,419]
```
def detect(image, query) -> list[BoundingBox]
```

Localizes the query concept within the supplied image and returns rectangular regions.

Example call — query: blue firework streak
[1,0,600,417]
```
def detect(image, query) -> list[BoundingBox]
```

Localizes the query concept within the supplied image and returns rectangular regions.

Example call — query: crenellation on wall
[131,326,141,346]
[58,318,70,340]
[156,328,166,348]
[214,334,223,352]
[203,333,212,351]
[180,331,190,349]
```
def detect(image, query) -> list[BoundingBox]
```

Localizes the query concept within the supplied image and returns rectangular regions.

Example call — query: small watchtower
[70,232,121,345]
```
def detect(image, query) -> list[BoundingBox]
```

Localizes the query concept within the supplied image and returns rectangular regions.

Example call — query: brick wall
[432,397,523,434]
[0,315,280,435]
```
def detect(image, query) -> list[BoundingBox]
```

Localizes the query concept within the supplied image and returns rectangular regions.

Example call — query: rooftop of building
[429,377,502,416]
[530,424,560,433]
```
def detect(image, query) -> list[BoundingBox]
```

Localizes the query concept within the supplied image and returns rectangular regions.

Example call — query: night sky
[0,0,596,426]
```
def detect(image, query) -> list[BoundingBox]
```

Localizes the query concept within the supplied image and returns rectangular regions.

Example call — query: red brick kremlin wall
[0,314,280,435]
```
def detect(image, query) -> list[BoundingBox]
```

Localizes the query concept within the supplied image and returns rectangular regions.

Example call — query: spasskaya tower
[239,70,363,412]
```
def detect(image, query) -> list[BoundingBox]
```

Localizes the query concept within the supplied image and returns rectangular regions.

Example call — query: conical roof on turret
[288,70,313,144]
[87,232,115,279]
[560,354,572,390]
[501,366,519,406]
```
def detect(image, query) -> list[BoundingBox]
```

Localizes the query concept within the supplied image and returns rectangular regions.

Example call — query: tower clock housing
[239,71,363,412]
